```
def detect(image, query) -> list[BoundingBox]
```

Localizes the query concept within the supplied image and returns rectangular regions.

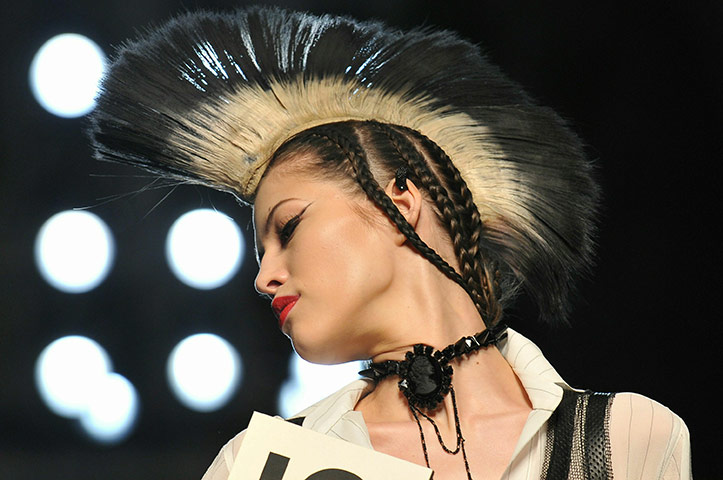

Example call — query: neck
[363,254,490,362]
[355,235,530,428]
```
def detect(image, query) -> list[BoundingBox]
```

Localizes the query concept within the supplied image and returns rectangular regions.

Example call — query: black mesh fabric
[584,393,615,479]
[542,390,616,480]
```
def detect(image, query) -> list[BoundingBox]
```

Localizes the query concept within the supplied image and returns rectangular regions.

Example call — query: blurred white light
[166,209,244,290]
[167,333,242,412]
[79,373,139,444]
[35,210,115,293]
[35,336,112,418]
[277,354,365,418]
[29,33,106,118]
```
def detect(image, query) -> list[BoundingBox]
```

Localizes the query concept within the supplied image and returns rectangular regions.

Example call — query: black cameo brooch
[397,345,453,409]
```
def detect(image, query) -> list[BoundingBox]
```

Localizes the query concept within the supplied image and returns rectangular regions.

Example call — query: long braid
[395,125,504,324]
[367,122,492,326]
[310,126,479,305]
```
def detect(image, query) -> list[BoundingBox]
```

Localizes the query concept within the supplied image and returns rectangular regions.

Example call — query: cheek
[287,211,396,363]
[298,215,390,302]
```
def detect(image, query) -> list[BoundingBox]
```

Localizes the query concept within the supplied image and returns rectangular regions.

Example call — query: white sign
[230,412,433,480]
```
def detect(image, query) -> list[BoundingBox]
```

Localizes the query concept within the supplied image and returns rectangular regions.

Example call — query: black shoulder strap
[542,390,616,480]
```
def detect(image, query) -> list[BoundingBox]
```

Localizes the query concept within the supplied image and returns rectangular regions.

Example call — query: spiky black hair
[89,6,600,323]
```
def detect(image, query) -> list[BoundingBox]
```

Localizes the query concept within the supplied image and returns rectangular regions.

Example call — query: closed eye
[278,214,301,246]
[276,204,310,247]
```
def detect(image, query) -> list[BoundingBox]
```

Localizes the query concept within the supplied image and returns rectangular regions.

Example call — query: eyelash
[277,214,302,246]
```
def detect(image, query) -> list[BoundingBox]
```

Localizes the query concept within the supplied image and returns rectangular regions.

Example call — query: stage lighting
[277,354,364,418]
[167,333,242,412]
[35,336,113,418]
[166,209,244,290]
[34,210,115,293]
[29,33,106,118]
[79,373,139,444]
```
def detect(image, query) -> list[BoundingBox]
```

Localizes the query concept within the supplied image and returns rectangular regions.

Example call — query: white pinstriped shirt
[202,329,691,479]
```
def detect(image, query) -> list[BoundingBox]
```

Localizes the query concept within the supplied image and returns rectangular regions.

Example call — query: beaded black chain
[359,324,508,479]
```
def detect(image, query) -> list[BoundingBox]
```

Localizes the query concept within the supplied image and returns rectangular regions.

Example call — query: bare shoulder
[608,392,691,479]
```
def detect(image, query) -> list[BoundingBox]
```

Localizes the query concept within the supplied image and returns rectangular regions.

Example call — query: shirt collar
[497,328,571,412]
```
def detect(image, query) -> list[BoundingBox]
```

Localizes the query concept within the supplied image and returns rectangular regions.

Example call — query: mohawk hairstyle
[89,6,600,324]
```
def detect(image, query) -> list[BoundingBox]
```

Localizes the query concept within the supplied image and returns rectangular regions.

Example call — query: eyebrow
[263,198,303,239]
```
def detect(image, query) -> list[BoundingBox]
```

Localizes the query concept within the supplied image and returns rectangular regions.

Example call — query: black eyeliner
[277,204,311,246]
[278,214,301,245]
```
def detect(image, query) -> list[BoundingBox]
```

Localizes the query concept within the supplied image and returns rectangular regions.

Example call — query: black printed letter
[306,468,363,480]
[259,452,290,480]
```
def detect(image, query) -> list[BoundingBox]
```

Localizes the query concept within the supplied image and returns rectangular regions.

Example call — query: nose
[254,253,288,297]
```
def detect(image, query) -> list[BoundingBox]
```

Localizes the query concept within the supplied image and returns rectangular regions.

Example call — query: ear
[383,176,422,246]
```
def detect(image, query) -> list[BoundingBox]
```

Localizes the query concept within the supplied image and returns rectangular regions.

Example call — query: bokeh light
[277,354,365,418]
[79,373,139,444]
[167,333,242,412]
[29,33,106,118]
[35,336,113,418]
[35,336,139,443]
[34,210,115,293]
[166,209,244,289]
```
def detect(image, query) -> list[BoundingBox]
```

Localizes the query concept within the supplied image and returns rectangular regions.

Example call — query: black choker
[360,324,508,409]
[359,324,508,479]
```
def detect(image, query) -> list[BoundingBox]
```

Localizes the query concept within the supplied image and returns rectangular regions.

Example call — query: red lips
[271,295,299,327]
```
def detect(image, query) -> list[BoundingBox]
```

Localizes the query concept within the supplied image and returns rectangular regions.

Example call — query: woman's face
[253,161,399,364]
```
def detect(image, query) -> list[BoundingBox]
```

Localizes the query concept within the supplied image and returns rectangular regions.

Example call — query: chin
[291,337,357,365]
[292,344,339,365]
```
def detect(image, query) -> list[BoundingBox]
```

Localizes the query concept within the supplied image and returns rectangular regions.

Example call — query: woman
[89,6,690,479]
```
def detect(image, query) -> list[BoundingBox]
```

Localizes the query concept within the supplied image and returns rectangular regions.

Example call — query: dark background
[1,1,719,478]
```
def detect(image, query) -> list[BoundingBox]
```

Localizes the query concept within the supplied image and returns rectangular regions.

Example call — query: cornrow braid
[366,121,494,326]
[395,125,506,322]
[309,125,486,323]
